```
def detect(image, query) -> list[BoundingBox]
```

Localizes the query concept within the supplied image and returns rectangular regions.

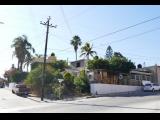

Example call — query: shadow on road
[96,91,160,97]
[33,100,160,112]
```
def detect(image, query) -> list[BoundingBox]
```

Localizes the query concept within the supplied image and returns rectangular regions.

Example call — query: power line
[108,27,160,44]
[47,26,160,59]
[54,15,160,52]
[67,6,95,21]
[97,46,160,60]
[93,26,160,50]
[60,5,73,37]
[87,15,160,42]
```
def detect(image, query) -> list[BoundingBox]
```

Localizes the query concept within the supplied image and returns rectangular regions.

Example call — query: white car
[143,83,160,92]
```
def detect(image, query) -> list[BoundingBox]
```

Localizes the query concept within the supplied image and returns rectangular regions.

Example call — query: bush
[24,65,59,96]
[74,70,90,94]
[52,83,65,100]
[52,60,68,72]
[63,72,75,95]
[10,70,28,83]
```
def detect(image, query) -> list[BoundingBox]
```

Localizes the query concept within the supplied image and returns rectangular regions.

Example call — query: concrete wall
[90,83,142,95]
[9,83,16,89]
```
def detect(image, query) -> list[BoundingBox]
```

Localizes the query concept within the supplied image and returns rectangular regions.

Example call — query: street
[1,88,160,113]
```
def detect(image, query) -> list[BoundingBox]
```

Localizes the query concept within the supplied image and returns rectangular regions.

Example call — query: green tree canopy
[87,53,136,74]
[52,60,68,72]
[11,35,35,72]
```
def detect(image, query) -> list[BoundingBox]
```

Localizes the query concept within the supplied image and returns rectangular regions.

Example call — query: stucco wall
[90,83,142,95]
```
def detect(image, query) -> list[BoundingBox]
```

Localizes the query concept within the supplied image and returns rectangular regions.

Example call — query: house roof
[31,56,57,64]
[70,59,87,63]
[130,69,152,75]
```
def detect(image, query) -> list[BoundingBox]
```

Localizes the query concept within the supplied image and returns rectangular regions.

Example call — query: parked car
[12,84,30,96]
[143,83,160,92]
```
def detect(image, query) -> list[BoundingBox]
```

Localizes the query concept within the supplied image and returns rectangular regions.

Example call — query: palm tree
[80,42,97,60]
[11,35,35,72]
[35,54,43,58]
[70,35,82,61]
[23,52,33,72]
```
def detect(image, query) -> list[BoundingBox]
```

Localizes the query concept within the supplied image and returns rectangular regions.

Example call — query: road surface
[1,88,160,113]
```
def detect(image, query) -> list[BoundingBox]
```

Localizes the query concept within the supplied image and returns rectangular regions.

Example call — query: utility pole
[40,16,57,101]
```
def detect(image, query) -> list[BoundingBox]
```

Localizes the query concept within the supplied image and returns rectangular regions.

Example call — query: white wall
[90,83,142,95]
[9,82,16,89]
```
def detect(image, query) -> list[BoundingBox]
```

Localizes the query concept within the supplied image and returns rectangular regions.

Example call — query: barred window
[136,75,139,80]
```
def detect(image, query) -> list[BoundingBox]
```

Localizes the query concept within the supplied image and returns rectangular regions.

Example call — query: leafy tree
[63,72,75,93]
[114,52,123,58]
[11,35,35,72]
[51,52,55,57]
[25,65,59,96]
[11,70,28,83]
[70,35,82,61]
[87,53,135,74]
[137,64,142,68]
[80,42,97,60]
[87,57,109,70]
[109,55,135,73]
[105,45,113,59]
[52,60,68,72]
[74,70,90,93]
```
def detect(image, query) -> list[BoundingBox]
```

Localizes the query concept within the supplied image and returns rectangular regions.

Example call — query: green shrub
[74,70,90,94]
[24,65,59,96]
[63,72,75,93]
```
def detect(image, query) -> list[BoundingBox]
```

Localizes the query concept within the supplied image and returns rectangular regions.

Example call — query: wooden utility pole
[40,16,56,101]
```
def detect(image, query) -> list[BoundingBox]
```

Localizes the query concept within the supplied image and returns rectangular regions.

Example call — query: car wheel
[12,90,15,94]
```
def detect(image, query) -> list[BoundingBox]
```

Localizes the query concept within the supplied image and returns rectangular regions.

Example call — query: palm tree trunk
[27,64,29,72]
[20,62,23,72]
[17,60,20,70]
[75,51,77,61]
[87,55,89,60]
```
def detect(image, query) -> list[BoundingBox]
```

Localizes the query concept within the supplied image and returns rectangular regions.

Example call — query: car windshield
[145,84,152,86]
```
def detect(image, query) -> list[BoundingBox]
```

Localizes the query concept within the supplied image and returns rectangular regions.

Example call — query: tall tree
[114,52,123,58]
[70,35,82,61]
[80,42,97,60]
[24,52,33,72]
[11,35,35,72]
[105,45,113,59]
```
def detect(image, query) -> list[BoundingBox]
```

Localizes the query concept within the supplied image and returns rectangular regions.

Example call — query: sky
[0,5,160,77]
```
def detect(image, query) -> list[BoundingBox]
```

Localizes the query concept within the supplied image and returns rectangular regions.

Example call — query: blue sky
[0,5,160,77]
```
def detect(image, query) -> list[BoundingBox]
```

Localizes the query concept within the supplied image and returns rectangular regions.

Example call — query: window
[142,75,146,80]
[136,75,139,80]
[76,62,80,67]
[146,76,150,81]
[131,74,135,79]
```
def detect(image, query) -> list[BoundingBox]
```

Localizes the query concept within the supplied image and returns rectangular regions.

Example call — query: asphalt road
[1,88,160,113]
